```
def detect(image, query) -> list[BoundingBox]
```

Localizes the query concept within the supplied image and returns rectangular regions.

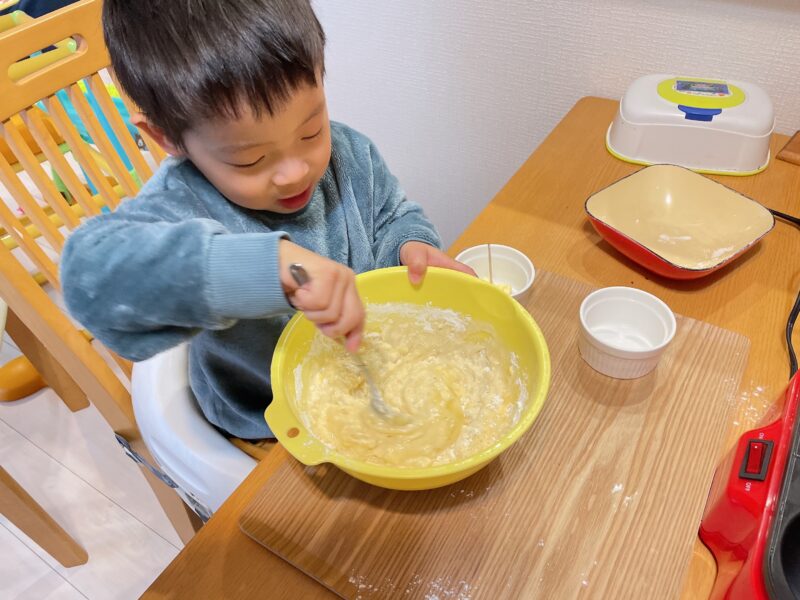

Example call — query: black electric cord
[788,287,800,378]
[770,208,800,228]
[769,208,800,378]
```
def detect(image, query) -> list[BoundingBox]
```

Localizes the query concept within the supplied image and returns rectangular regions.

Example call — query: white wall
[315,0,800,246]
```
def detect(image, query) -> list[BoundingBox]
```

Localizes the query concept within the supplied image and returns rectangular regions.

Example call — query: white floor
[0,340,183,600]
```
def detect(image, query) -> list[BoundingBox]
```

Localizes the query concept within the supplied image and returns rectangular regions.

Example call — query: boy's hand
[279,240,364,352]
[400,241,477,285]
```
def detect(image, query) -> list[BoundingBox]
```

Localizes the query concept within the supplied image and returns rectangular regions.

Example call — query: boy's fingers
[336,279,365,348]
[343,325,363,353]
[317,278,364,341]
[295,274,332,313]
[449,259,477,277]
[426,252,477,278]
[317,310,362,345]
[290,282,334,314]
[319,322,341,338]
[302,270,348,324]
[289,287,311,311]
[405,250,427,285]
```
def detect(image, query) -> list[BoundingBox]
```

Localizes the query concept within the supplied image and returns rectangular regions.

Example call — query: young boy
[61,0,473,440]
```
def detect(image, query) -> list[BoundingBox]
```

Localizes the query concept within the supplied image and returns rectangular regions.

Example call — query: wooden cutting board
[239,270,750,599]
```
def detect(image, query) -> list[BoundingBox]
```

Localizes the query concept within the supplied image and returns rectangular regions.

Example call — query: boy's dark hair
[102,0,325,147]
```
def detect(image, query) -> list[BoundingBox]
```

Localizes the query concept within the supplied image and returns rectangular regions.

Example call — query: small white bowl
[455,244,535,303]
[578,287,676,379]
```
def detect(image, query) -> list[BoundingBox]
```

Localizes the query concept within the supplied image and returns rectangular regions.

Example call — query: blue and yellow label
[657,77,745,109]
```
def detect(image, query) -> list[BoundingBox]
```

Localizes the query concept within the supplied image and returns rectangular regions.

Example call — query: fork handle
[289,263,311,286]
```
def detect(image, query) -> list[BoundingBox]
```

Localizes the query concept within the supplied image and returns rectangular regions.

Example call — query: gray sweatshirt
[61,122,441,438]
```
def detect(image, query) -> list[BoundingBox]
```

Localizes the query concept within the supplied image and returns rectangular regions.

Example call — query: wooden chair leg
[2,311,201,543]
[4,307,89,411]
[0,466,88,567]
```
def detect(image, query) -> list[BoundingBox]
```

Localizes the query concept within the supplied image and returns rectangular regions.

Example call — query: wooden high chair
[1,7,78,82]
[0,7,74,402]
[0,0,20,12]
[0,297,87,567]
[0,8,76,175]
[0,466,88,567]
[0,0,199,542]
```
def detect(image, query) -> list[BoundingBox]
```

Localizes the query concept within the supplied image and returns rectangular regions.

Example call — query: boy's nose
[272,159,310,187]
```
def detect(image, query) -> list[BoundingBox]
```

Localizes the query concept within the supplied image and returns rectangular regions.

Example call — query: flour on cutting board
[349,571,478,600]
[423,576,477,600]
[730,382,772,428]
[622,491,640,508]
[608,481,641,509]
[579,559,600,589]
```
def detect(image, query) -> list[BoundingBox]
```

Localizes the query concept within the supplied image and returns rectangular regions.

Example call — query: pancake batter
[294,303,527,467]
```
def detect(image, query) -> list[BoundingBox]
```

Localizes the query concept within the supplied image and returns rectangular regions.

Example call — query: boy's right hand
[279,240,364,352]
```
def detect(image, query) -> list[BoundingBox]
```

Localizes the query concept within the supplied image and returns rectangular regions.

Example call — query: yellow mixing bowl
[266,266,551,490]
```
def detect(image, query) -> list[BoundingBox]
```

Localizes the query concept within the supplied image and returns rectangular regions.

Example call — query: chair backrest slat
[87,74,153,181]
[66,83,140,197]
[43,95,122,209]
[22,107,102,219]
[138,128,167,165]
[0,128,65,252]
[3,119,80,231]
[106,71,169,166]
[0,168,60,286]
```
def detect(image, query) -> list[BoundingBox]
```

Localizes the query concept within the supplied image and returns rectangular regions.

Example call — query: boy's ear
[130,113,183,156]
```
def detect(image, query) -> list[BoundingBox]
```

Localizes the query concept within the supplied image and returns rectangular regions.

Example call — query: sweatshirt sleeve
[61,188,293,361]
[366,140,442,267]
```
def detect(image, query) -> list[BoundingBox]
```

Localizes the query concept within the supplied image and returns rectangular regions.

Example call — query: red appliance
[700,373,800,599]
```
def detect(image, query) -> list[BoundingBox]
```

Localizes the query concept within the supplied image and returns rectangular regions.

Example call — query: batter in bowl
[294,303,527,468]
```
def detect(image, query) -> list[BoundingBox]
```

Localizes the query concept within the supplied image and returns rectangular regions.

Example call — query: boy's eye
[227,156,264,168]
[301,128,323,141]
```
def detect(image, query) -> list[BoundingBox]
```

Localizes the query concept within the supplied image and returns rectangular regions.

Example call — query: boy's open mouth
[278,186,313,211]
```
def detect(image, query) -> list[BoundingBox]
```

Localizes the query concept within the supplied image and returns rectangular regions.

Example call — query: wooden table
[143,97,800,599]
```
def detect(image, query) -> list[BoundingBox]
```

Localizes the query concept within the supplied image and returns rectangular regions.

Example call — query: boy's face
[177,82,331,213]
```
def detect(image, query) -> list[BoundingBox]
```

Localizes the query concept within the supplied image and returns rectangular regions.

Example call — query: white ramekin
[578,287,676,379]
[455,244,535,304]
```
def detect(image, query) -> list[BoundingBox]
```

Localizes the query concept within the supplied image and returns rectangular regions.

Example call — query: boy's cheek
[208,171,271,210]
[314,132,333,172]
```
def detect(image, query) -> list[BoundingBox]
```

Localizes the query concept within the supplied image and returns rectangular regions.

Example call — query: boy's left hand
[400,241,476,285]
